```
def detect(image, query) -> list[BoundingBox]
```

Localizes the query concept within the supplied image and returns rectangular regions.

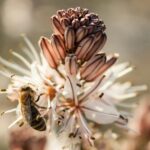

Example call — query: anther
[99,93,104,98]
[90,136,96,140]
[0,89,7,92]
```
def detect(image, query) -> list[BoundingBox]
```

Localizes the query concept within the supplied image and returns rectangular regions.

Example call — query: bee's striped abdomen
[29,105,46,131]
[21,101,46,131]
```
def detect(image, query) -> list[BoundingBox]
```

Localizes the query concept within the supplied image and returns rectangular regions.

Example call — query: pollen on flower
[46,86,57,100]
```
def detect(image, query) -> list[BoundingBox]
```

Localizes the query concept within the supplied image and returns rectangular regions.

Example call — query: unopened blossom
[39,7,107,69]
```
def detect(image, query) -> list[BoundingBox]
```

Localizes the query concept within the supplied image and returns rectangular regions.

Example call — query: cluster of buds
[40,7,107,70]
[40,7,118,82]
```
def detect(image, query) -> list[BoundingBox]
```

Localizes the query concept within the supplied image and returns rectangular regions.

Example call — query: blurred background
[0,0,149,149]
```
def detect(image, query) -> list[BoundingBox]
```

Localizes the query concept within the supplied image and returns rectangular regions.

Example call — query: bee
[18,86,47,131]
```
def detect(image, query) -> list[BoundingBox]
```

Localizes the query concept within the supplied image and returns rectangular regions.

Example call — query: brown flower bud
[47,7,107,68]
[39,37,59,69]
[60,18,70,30]
[75,36,94,60]
[85,53,119,81]
[85,33,107,61]
[75,26,88,43]
[51,15,64,37]
[64,27,75,51]
[80,53,106,80]
[51,34,66,61]
[65,55,78,75]
[72,19,80,29]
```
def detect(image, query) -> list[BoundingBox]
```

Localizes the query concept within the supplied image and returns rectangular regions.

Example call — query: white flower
[55,55,147,145]
[0,35,58,128]
[101,62,147,106]
[0,7,147,150]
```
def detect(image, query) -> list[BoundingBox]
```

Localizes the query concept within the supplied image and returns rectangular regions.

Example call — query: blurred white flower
[0,35,58,129]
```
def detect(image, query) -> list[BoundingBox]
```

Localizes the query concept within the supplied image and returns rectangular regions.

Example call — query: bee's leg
[8,116,23,129]
[40,100,51,118]
[33,102,48,109]
[1,108,16,116]
[35,93,44,102]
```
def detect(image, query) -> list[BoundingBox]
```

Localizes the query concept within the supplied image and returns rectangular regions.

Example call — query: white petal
[22,35,41,64]
[82,99,119,124]
[31,62,43,84]
[106,62,130,77]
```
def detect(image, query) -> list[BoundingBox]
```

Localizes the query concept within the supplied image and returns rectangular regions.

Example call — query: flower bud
[64,27,75,51]
[80,54,106,81]
[39,37,59,69]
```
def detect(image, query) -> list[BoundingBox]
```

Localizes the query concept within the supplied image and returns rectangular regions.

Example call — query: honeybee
[18,86,47,131]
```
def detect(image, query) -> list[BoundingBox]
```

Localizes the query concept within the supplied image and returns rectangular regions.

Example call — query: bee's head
[19,86,36,104]
[20,86,35,95]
